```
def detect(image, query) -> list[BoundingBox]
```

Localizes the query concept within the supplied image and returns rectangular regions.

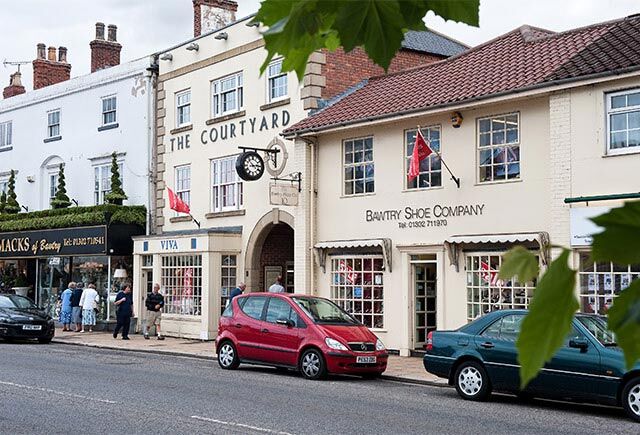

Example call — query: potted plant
[12,273,30,297]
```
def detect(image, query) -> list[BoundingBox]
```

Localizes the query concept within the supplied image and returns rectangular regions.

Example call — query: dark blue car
[423,309,640,422]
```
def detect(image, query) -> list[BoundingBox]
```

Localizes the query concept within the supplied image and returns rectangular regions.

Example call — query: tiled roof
[285,15,640,135]
[401,30,468,57]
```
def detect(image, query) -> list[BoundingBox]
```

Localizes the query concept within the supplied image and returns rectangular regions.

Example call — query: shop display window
[578,252,639,315]
[220,254,237,314]
[330,256,384,328]
[161,255,202,316]
[405,126,442,189]
[465,253,537,322]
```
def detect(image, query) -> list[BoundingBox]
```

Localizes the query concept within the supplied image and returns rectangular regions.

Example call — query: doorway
[412,256,437,349]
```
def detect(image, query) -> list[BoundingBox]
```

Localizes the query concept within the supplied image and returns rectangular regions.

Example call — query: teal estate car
[423,310,640,422]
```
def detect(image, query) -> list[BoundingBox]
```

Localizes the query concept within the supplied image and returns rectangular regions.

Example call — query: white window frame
[606,88,640,156]
[0,121,12,149]
[477,112,520,183]
[330,255,385,329]
[176,89,191,127]
[101,95,117,126]
[220,254,237,314]
[404,125,442,190]
[47,109,61,138]
[49,172,59,207]
[93,161,124,205]
[343,136,375,196]
[211,156,243,213]
[212,72,243,118]
[267,59,288,103]
[175,165,191,214]
[0,178,8,195]
[160,254,202,316]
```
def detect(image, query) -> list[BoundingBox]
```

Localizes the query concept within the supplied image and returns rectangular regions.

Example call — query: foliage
[105,152,127,204]
[498,246,539,283]
[5,170,20,214]
[501,201,640,387]
[0,204,146,232]
[0,191,5,214]
[50,164,72,209]
[254,0,479,80]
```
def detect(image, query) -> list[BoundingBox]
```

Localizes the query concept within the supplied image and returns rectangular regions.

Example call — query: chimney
[3,71,26,99]
[193,0,237,37]
[90,22,122,72]
[32,43,72,90]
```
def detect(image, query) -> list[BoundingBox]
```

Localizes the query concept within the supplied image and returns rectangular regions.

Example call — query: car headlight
[325,337,348,351]
[0,316,12,323]
[375,338,385,351]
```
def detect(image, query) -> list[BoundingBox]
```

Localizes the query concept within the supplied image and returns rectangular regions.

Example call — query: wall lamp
[186,43,199,52]
[160,53,173,61]
[214,32,228,40]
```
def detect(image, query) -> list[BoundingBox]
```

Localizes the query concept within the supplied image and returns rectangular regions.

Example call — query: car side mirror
[569,338,589,351]
[276,318,295,327]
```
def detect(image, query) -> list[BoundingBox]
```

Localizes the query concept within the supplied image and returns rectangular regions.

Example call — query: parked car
[424,309,640,422]
[216,293,388,380]
[0,294,55,343]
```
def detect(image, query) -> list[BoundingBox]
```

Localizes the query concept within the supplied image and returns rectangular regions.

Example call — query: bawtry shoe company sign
[365,203,486,229]
[0,226,107,258]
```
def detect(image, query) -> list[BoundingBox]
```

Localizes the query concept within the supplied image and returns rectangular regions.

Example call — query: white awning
[314,238,392,272]
[444,232,550,271]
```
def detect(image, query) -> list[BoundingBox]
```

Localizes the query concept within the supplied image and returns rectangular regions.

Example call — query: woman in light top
[79,283,99,333]
[59,282,74,331]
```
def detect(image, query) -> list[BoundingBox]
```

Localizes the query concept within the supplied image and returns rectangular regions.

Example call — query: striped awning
[314,238,392,272]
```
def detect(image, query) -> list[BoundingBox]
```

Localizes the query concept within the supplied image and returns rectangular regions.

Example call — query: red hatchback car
[215,293,388,380]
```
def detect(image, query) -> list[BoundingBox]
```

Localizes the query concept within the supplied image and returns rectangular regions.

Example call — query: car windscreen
[577,315,616,346]
[292,297,358,325]
[0,295,36,309]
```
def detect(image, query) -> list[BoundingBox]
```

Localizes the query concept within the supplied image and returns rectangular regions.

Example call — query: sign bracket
[271,172,302,192]
[238,146,280,169]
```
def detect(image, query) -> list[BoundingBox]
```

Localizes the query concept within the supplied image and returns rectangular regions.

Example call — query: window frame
[476,112,520,184]
[176,89,191,128]
[0,121,12,150]
[0,178,8,195]
[93,161,124,205]
[211,72,243,118]
[175,164,191,215]
[605,88,640,156]
[101,95,117,126]
[267,58,288,103]
[160,254,203,317]
[49,171,59,207]
[220,254,237,314]
[404,125,443,191]
[211,155,243,213]
[342,136,375,196]
[47,109,61,139]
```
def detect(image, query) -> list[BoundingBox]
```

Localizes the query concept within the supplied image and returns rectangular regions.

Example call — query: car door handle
[480,342,495,349]
[234,323,242,328]
[261,328,269,333]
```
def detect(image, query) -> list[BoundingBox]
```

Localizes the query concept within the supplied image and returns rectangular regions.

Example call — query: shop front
[0,224,143,324]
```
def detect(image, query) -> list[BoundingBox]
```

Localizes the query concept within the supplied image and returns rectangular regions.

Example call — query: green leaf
[607,280,640,369]
[426,0,480,27]
[498,246,539,283]
[516,250,578,389]
[591,201,640,265]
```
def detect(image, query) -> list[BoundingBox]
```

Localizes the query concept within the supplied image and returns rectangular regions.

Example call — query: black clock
[235,151,265,181]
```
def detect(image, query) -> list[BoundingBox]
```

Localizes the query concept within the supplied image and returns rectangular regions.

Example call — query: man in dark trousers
[144,283,165,340]
[113,284,133,340]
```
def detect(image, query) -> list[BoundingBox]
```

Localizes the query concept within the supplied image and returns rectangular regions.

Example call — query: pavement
[51,326,446,386]
[1,343,635,434]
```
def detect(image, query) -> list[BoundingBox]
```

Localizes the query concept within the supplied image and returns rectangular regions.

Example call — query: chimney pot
[37,43,46,59]
[107,24,117,42]
[9,71,23,87]
[58,46,68,63]
[95,22,105,40]
[3,71,26,99]
[47,47,57,62]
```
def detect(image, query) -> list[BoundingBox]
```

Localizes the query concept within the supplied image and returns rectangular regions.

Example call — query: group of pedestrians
[58,281,100,333]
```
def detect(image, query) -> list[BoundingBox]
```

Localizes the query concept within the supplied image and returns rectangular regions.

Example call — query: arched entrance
[245,209,294,292]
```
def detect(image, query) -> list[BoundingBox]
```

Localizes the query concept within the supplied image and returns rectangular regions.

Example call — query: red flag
[408,129,434,181]
[167,187,190,214]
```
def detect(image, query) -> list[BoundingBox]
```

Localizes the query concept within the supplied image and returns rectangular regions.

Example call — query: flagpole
[417,125,460,188]
[189,214,201,229]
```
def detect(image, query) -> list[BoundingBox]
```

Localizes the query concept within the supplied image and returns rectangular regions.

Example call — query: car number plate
[356,356,376,364]
[22,325,42,331]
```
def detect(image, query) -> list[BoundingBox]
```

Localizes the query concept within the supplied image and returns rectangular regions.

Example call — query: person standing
[268,276,285,293]
[79,283,99,333]
[144,284,165,340]
[59,282,74,331]
[113,284,133,340]
[229,282,246,302]
[70,282,84,332]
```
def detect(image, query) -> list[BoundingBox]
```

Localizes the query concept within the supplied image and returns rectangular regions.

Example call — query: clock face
[235,151,265,181]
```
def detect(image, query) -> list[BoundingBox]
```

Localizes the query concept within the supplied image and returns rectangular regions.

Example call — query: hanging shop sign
[364,203,486,229]
[269,183,299,206]
[0,226,107,258]
[569,206,608,247]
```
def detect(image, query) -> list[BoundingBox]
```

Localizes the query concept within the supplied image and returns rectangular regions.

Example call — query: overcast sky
[1,0,639,92]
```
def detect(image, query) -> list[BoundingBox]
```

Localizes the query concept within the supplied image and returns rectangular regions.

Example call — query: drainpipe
[299,135,318,295]
[145,55,159,235]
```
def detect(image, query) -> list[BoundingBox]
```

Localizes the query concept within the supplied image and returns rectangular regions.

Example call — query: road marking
[0,380,118,404]
[191,415,295,435]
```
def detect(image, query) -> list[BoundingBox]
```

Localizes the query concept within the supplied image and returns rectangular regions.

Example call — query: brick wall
[90,40,121,72]
[193,0,238,37]
[259,223,294,291]
[322,48,444,99]
[32,59,71,90]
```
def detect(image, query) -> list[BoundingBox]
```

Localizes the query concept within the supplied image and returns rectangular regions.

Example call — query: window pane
[479,133,491,147]
[628,93,640,107]
[628,111,640,129]
[479,119,491,133]
[611,113,627,131]
[629,129,640,148]
[611,95,626,109]
[611,131,627,149]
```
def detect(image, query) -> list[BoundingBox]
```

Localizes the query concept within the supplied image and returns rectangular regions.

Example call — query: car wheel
[622,377,640,422]
[217,341,240,370]
[299,348,327,380]
[454,361,491,401]
[38,337,52,344]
